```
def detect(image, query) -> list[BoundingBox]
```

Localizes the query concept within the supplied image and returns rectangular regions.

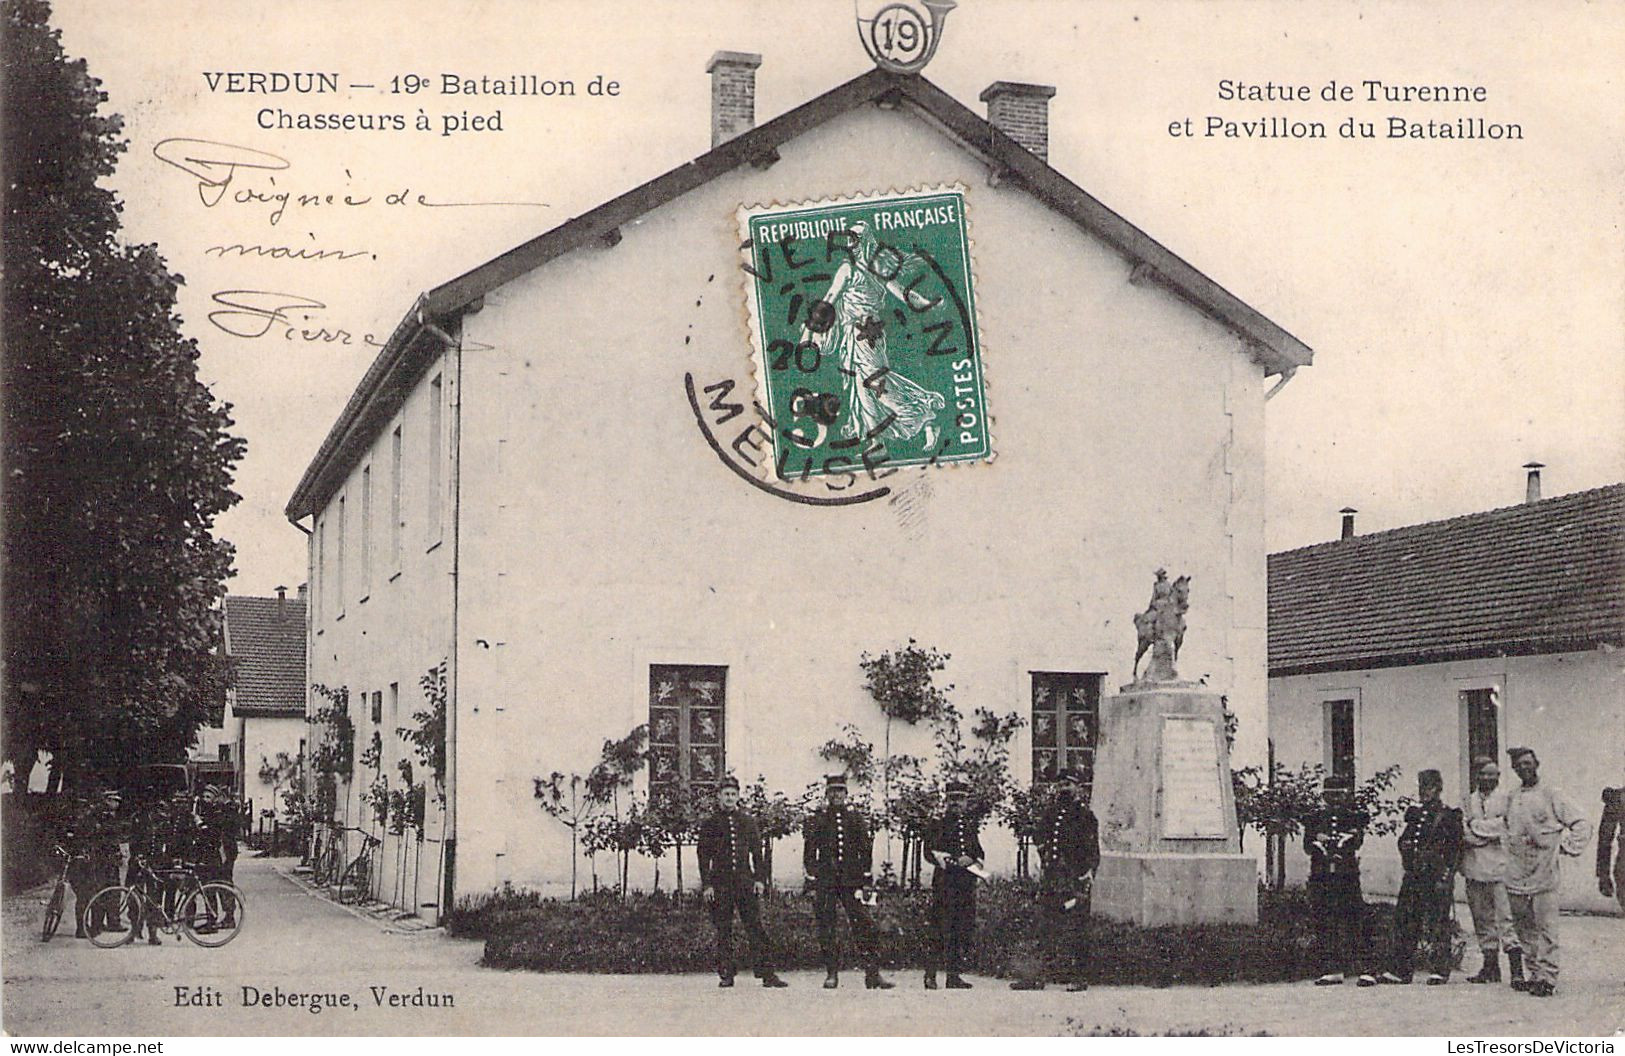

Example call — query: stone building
[286,54,1312,911]
[1267,471,1624,910]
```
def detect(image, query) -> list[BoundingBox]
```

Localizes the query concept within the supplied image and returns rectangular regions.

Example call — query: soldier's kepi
[697,776,787,988]
[802,774,892,990]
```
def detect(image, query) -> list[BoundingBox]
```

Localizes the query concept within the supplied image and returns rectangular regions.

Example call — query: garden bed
[459,881,1430,985]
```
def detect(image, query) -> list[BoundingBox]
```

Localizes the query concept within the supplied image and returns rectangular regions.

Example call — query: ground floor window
[1323,697,1357,784]
[648,664,727,800]
[1031,671,1102,801]
[1460,685,1500,779]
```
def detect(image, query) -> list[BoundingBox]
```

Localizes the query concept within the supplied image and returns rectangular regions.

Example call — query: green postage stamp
[738,187,990,479]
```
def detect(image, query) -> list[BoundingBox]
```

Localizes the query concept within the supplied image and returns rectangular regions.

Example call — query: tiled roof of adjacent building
[286,67,1313,521]
[1267,484,1625,676]
[222,595,306,717]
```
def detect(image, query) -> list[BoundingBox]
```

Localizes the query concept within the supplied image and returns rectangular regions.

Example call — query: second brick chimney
[1340,507,1358,540]
[979,81,1057,161]
[706,51,762,148]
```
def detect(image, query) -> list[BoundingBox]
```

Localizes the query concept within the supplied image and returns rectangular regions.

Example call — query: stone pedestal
[1089,683,1258,927]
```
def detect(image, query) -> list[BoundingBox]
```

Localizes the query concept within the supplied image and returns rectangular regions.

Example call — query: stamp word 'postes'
[739,189,990,480]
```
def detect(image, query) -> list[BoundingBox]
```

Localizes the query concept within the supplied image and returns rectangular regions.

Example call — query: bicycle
[40,843,85,942]
[83,858,246,948]
[336,830,382,904]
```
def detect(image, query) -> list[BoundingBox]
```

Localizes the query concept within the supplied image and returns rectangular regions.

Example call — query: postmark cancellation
[737,186,991,481]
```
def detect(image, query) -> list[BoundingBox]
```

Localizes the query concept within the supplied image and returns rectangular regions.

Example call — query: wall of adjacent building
[1268,649,1625,910]
[443,101,1273,897]
[304,349,457,922]
[238,715,306,823]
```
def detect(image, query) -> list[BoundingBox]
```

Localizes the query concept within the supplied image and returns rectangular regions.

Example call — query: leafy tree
[646,784,705,895]
[1,0,245,790]
[401,663,448,800]
[740,775,811,885]
[257,750,302,810]
[859,640,952,824]
[535,725,647,897]
[1233,761,1409,889]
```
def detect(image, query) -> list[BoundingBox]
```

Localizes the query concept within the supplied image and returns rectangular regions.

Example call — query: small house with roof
[286,42,1315,910]
[211,589,308,823]
[1267,470,1625,910]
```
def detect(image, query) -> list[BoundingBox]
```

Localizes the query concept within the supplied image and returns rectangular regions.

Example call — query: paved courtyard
[3,857,1621,1036]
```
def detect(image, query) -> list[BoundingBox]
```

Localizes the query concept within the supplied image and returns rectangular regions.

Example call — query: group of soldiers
[695,769,1099,991]
[1303,747,1594,997]
[58,783,241,941]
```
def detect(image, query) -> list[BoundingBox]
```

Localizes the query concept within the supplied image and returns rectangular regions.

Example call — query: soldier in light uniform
[802,774,892,989]
[1303,775,1369,986]
[697,776,787,988]
[1011,767,1099,991]
[924,780,984,990]
[1461,756,1523,986]
[1376,769,1462,986]
[1504,747,1591,998]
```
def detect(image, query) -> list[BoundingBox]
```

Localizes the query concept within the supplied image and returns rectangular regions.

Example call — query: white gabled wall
[443,102,1274,897]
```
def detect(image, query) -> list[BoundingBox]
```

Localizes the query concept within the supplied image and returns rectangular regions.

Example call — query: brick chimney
[275,584,288,618]
[1523,461,1544,504]
[978,81,1057,161]
[1340,507,1358,540]
[706,51,761,148]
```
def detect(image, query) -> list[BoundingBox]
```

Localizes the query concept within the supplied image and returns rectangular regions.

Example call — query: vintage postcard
[3,0,1621,1042]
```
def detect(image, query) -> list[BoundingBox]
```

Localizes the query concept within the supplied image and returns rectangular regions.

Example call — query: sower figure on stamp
[1303,775,1370,986]
[1461,756,1523,986]
[697,777,787,989]
[1376,769,1462,986]
[1504,747,1591,998]
[924,780,985,990]
[1011,767,1099,991]
[1598,758,1624,915]
[802,774,892,990]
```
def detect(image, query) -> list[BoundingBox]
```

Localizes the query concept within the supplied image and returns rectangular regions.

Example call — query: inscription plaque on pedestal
[1159,716,1226,839]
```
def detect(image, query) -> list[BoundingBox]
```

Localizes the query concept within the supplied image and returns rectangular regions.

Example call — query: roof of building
[1267,483,1625,676]
[286,67,1314,522]
[222,595,307,717]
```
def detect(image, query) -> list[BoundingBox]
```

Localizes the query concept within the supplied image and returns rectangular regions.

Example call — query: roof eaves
[287,66,1316,521]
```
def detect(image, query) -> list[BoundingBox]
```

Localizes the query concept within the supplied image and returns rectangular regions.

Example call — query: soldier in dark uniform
[696,776,787,988]
[802,774,892,989]
[130,791,198,945]
[1303,775,1370,985]
[82,788,127,937]
[61,793,101,938]
[924,780,985,990]
[193,786,239,930]
[1011,767,1100,991]
[1599,779,1624,915]
[1375,769,1463,985]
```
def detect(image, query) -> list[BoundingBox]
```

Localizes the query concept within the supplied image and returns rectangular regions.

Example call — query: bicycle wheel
[339,854,370,903]
[41,882,65,941]
[179,883,244,947]
[84,887,142,948]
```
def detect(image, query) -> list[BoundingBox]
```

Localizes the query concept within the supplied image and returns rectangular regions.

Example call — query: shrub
[478,880,1430,983]
[444,885,548,939]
